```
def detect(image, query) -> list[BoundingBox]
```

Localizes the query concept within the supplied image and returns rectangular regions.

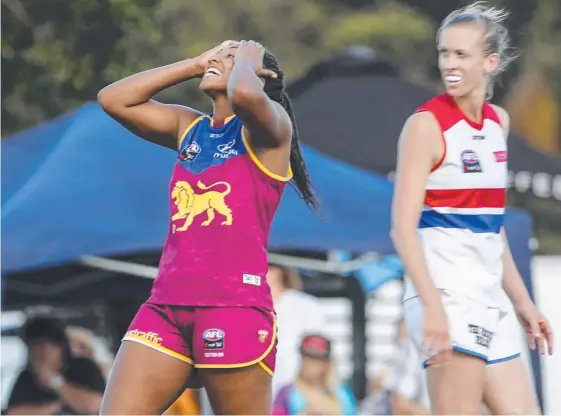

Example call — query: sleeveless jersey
[149,115,291,310]
[403,94,508,307]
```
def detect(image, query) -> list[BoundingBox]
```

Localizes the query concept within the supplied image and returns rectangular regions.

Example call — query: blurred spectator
[66,326,113,379]
[6,316,106,415]
[273,334,356,415]
[358,321,430,415]
[66,327,95,358]
[267,265,327,397]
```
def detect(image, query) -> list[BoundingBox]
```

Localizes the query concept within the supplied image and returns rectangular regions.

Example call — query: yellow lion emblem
[170,180,233,233]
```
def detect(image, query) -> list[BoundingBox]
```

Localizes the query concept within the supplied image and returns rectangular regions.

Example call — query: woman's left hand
[235,40,277,79]
[515,301,554,355]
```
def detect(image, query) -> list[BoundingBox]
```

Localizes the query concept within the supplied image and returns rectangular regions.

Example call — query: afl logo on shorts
[203,328,225,350]
[179,142,201,162]
[461,149,482,173]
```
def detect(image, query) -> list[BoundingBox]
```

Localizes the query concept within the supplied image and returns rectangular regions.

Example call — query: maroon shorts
[123,302,277,378]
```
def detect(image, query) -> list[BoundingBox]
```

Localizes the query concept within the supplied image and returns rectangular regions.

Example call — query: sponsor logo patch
[203,328,225,350]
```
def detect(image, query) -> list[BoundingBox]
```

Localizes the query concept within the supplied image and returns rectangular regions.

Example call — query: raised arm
[227,41,291,150]
[98,41,235,150]
[391,112,451,363]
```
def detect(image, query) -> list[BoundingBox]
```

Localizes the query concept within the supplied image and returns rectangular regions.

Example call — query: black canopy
[289,46,561,204]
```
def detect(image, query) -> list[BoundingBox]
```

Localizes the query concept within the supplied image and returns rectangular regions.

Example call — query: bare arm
[228,42,291,150]
[493,105,554,354]
[500,228,533,305]
[491,105,530,305]
[390,112,444,307]
[97,59,205,150]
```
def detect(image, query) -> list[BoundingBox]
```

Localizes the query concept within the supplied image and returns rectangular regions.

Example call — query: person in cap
[272,334,356,415]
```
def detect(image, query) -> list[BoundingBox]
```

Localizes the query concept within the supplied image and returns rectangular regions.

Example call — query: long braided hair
[261,51,320,212]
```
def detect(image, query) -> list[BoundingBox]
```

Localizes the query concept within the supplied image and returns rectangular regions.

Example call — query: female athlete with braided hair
[98,40,318,415]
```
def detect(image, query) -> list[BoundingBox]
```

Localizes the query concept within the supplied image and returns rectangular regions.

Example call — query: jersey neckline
[444,93,491,131]
[207,114,238,131]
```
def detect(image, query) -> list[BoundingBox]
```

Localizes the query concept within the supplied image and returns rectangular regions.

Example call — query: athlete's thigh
[427,350,486,414]
[483,357,540,415]
[193,307,277,414]
[201,364,272,415]
[100,302,195,415]
[404,291,493,414]
[484,309,539,414]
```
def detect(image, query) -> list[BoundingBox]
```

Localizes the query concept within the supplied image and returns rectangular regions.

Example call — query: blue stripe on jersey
[419,210,504,234]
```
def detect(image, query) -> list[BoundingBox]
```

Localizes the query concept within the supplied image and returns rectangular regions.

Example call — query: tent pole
[79,256,158,278]
[348,273,367,401]
[80,253,380,277]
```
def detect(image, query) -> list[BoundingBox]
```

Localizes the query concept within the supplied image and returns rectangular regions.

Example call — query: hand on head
[235,40,278,79]
[196,40,277,80]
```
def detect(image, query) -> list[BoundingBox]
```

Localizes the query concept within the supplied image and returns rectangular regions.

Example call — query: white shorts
[403,289,521,366]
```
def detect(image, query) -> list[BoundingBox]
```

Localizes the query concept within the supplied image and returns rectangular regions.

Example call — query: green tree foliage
[323,2,435,83]
[2,0,162,135]
[2,0,331,135]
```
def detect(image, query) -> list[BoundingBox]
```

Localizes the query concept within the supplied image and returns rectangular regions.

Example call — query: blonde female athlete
[391,3,554,414]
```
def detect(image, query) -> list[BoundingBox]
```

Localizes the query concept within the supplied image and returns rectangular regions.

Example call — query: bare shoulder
[399,111,442,148]
[168,104,206,145]
[490,104,511,136]
[404,111,441,132]
[168,104,205,127]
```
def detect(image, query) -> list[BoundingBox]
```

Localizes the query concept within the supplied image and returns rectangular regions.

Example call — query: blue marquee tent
[2,103,396,274]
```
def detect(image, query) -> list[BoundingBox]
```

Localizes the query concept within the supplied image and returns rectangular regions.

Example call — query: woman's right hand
[422,304,452,366]
[194,40,239,76]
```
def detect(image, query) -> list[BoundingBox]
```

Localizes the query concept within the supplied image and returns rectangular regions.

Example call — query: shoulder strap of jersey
[178,115,208,151]
[482,102,503,127]
[414,95,449,172]
[414,94,459,133]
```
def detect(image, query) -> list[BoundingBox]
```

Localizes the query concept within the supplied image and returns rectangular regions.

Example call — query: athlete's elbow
[390,223,414,248]
[390,226,401,248]
[97,87,120,113]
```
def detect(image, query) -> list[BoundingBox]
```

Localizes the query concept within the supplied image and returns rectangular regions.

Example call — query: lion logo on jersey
[170,180,233,233]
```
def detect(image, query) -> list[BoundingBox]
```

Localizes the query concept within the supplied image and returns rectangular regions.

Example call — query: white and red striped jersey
[403,94,508,306]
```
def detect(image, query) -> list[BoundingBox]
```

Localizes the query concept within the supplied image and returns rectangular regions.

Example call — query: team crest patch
[461,149,482,173]
[179,142,201,162]
[258,329,269,343]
